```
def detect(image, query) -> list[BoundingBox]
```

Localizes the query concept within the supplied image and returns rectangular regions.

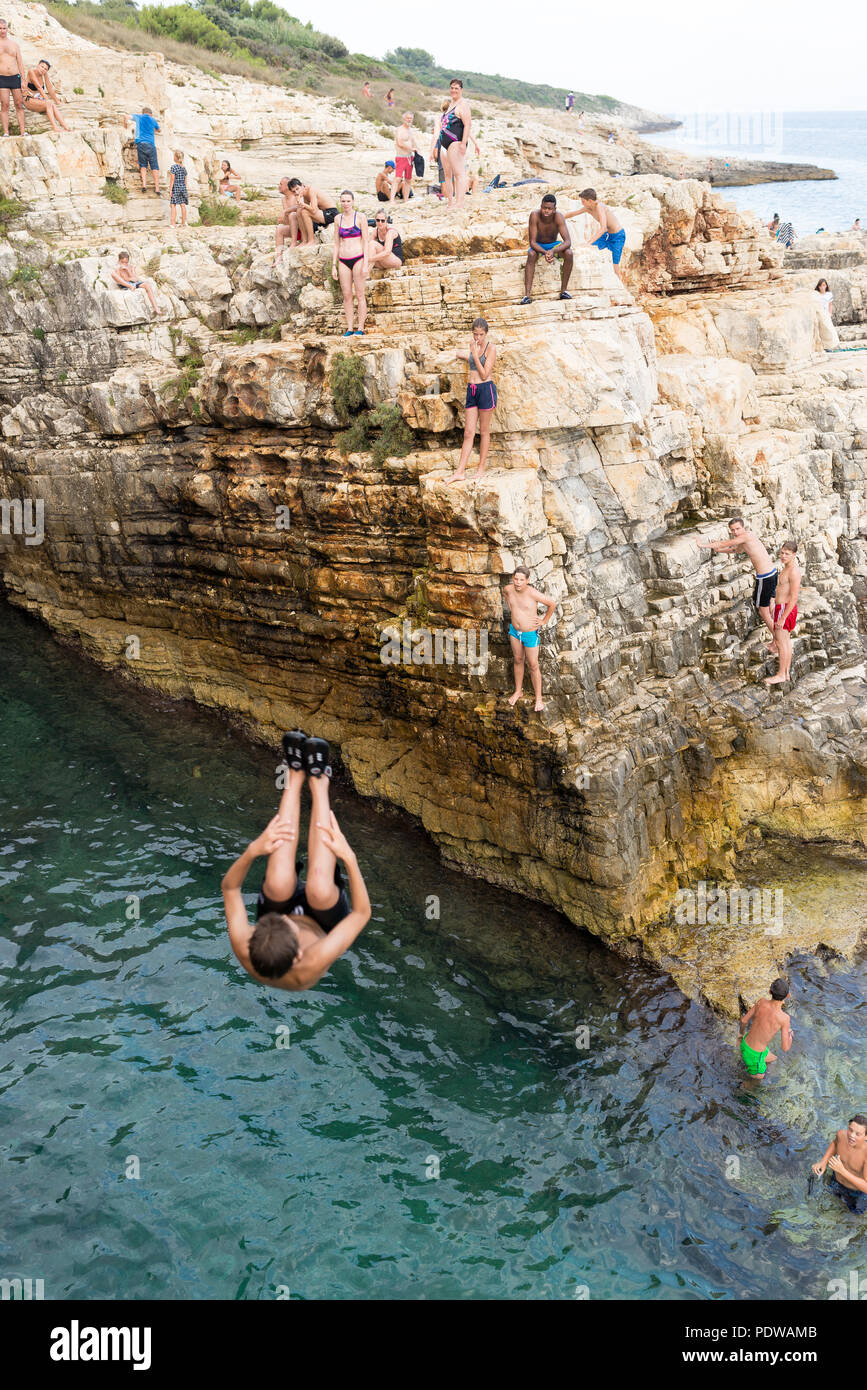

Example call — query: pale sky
[282,0,865,113]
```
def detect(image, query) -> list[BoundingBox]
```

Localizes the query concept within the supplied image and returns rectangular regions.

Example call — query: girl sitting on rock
[219,160,242,203]
[23,59,70,133]
[447,316,497,485]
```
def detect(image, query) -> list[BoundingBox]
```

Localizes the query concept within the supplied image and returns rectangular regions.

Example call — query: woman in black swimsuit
[332,190,369,336]
[447,316,497,485]
[23,60,70,133]
[439,78,471,209]
[367,212,403,272]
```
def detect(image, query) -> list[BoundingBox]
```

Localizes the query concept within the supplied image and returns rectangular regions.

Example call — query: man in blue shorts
[580,187,627,282]
[124,106,161,195]
[521,194,573,303]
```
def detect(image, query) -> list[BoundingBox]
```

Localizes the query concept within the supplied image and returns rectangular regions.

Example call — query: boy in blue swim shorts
[522,194,573,304]
[580,187,627,282]
[504,565,558,711]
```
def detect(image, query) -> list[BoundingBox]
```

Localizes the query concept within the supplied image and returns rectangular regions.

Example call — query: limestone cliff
[2,3,866,1016]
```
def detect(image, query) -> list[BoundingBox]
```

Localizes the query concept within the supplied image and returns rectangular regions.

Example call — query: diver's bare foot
[765,674,789,685]
[507,691,522,706]
[446,471,467,486]
[468,468,486,482]
[534,699,545,712]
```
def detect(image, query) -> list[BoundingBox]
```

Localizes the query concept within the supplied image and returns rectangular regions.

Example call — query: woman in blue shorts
[447,316,497,485]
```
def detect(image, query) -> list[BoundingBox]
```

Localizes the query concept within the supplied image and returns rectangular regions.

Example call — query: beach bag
[413,152,425,178]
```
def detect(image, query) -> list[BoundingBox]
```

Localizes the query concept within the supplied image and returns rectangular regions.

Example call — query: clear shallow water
[0,601,865,1300]
[644,111,867,236]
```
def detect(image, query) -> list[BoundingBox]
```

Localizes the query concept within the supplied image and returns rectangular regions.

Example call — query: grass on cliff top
[198,198,241,226]
[44,0,639,114]
[0,196,26,233]
[102,179,129,205]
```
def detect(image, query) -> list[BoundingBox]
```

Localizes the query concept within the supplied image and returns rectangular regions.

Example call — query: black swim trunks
[256,860,350,933]
[753,568,778,609]
[321,206,338,226]
[829,1172,867,1215]
[0,74,22,90]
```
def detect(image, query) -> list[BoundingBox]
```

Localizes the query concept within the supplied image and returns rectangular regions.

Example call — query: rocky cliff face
[2,3,866,1016]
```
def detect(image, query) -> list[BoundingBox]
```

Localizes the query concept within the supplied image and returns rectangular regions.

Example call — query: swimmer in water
[812,1115,867,1214]
[446,316,497,485]
[738,977,793,1078]
[222,733,371,992]
[503,564,558,711]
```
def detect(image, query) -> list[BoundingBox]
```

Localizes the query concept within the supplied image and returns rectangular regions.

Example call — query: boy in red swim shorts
[766,540,801,685]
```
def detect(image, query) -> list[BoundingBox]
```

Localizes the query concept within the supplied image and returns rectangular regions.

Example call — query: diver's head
[248,912,310,978]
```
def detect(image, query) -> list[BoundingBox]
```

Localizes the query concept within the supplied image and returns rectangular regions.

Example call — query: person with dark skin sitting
[223,733,371,993]
[521,194,573,303]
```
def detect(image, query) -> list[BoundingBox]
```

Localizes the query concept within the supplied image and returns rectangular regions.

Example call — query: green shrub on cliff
[369,403,413,466]
[0,196,26,233]
[198,197,241,226]
[331,353,366,423]
[161,349,204,404]
[102,179,128,205]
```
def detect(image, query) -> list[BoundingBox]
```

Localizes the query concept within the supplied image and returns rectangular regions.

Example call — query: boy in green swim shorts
[738,977,793,1077]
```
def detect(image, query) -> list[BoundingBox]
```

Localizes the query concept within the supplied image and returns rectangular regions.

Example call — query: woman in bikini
[332,190,369,336]
[367,211,403,272]
[23,59,70,132]
[219,160,242,203]
[439,78,472,208]
[446,316,497,485]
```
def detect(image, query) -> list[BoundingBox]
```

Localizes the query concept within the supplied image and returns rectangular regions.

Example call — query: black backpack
[413,151,425,178]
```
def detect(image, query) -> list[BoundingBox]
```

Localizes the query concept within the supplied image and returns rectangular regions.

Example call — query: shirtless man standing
[223,733,371,993]
[288,178,338,244]
[698,516,778,640]
[580,187,626,282]
[521,194,573,304]
[503,565,558,711]
[394,112,418,201]
[738,977,793,1078]
[813,1115,867,1215]
[0,17,26,136]
[766,540,801,686]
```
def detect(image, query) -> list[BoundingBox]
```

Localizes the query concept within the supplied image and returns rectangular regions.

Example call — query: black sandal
[303,736,332,779]
[281,729,307,770]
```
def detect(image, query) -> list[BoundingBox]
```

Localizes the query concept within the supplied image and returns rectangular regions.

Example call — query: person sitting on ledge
[503,565,558,712]
[23,59,70,132]
[367,211,403,271]
[275,175,303,261]
[697,516,777,643]
[375,160,395,202]
[812,1115,867,1215]
[289,178,339,242]
[218,159,243,202]
[222,733,371,993]
[521,194,573,304]
[738,977,793,1079]
[110,250,164,317]
[446,316,497,485]
[580,187,626,282]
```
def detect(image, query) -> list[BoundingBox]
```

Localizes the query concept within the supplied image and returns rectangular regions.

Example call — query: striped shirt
[776,221,796,247]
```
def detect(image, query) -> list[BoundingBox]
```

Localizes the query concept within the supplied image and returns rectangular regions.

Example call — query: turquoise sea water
[644,111,867,236]
[1,601,865,1300]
